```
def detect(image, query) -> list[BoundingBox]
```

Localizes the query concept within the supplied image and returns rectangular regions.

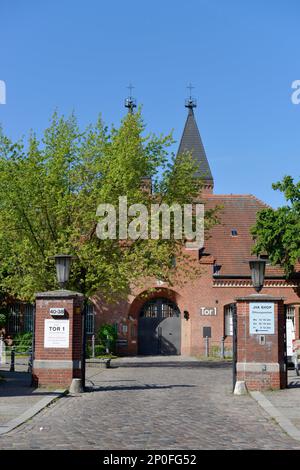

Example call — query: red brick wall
[92,263,300,357]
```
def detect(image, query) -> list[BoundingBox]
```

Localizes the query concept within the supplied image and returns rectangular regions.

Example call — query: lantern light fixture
[50,254,76,289]
[249,258,267,293]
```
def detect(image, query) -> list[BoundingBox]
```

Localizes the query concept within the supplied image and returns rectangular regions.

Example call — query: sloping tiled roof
[177,108,213,182]
[202,194,300,277]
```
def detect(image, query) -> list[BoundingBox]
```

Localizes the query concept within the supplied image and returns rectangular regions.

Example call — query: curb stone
[0,389,67,436]
[250,391,300,441]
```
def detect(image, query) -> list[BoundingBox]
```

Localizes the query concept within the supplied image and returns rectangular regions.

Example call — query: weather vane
[187,82,194,100]
[125,83,137,114]
[127,83,134,98]
[185,82,197,109]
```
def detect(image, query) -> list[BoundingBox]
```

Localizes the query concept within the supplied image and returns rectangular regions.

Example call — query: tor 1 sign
[44,319,69,348]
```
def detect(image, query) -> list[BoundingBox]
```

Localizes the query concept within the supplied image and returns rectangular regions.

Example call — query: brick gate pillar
[32,290,84,388]
[235,294,287,391]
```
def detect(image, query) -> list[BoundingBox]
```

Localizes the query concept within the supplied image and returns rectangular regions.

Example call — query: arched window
[285,305,295,324]
[224,304,236,336]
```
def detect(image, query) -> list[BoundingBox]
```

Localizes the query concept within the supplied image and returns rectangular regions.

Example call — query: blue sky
[0,0,299,207]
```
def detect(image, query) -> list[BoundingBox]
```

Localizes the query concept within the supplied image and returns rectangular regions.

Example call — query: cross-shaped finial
[127,83,134,98]
[185,83,197,110]
[187,82,194,99]
[125,83,137,114]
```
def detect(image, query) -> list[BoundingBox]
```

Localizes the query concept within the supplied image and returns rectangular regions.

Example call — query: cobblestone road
[0,360,300,450]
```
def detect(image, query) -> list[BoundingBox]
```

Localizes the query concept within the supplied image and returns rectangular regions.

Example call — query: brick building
[8,100,300,359]
[90,100,300,357]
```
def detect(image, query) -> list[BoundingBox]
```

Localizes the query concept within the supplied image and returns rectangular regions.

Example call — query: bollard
[220,336,225,359]
[205,336,209,357]
[27,347,33,373]
[92,334,95,359]
[234,380,248,395]
[0,335,6,365]
[106,336,110,354]
[69,378,84,394]
[10,346,15,372]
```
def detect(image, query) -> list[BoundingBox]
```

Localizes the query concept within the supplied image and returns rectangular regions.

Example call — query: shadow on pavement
[0,370,61,397]
[87,383,196,392]
[288,378,300,389]
[110,361,232,369]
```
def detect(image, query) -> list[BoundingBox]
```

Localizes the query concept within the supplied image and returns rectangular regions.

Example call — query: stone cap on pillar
[35,290,84,300]
[234,293,286,302]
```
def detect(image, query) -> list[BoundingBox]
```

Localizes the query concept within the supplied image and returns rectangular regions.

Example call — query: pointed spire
[177,89,214,191]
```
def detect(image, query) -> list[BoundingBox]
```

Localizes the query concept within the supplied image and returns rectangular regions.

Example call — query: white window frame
[224,304,234,336]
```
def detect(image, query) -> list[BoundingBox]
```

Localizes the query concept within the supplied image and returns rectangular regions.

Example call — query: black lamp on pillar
[50,254,76,289]
[249,258,267,293]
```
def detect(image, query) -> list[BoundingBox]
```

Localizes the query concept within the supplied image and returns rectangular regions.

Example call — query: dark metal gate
[138,298,181,355]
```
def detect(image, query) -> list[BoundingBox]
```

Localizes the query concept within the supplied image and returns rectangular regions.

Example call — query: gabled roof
[202,194,300,277]
[177,107,213,182]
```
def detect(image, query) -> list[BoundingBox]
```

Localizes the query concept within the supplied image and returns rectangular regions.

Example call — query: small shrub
[210,345,220,357]
[96,324,118,353]
[84,343,107,359]
[0,313,6,328]
[13,332,33,353]
[0,305,9,329]
[85,343,91,359]
[94,344,106,356]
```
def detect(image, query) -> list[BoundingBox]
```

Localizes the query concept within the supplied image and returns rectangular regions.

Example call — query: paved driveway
[0,358,299,450]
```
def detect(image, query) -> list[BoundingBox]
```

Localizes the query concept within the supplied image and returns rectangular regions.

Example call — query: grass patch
[93,354,117,359]
[193,355,232,362]
[86,353,117,360]
[5,353,29,359]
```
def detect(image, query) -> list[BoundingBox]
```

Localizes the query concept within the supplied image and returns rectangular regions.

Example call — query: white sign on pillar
[44,319,70,348]
[249,302,275,334]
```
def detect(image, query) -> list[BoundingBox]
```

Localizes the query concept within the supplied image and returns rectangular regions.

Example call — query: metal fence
[85,302,95,335]
[7,302,22,334]
[24,304,34,332]
[6,302,94,335]
[196,338,233,359]
[7,302,35,335]
[0,342,33,373]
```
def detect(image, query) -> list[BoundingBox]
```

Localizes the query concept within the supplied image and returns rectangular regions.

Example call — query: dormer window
[213,264,222,275]
[231,229,238,237]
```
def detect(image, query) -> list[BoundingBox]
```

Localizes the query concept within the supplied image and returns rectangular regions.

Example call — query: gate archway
[138,297,181,355]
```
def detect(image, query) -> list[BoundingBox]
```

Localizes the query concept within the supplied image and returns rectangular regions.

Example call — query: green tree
[251,176,300,276]
[0,109,217,301]
[97,324,118,353]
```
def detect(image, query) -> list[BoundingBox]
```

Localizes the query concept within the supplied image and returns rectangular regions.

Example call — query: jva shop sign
[44,319,69,348]
[249,302,275,335]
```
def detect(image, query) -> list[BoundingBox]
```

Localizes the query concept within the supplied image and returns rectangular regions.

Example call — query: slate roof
[202,194,300,277]
[177,107,213,182]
